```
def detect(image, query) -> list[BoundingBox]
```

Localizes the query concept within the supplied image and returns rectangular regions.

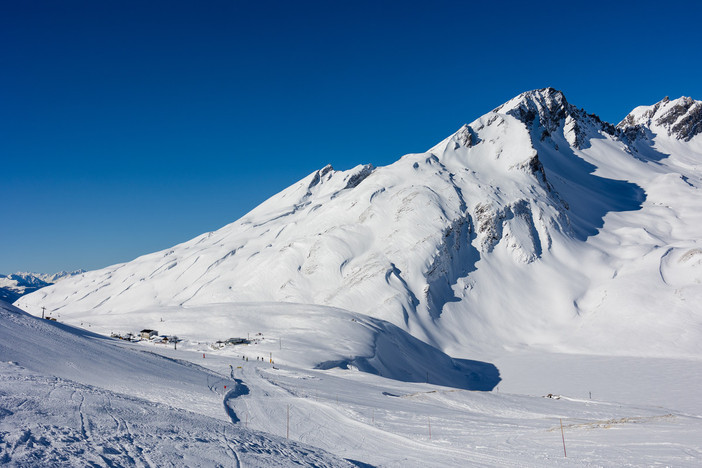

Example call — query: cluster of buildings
[211,337,249,349]
[110,329,179,344]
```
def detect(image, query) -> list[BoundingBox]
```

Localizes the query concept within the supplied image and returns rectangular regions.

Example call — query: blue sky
[2,0,701,273]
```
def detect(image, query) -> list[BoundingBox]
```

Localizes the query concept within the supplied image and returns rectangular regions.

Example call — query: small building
[140,329,158,340]
[111,332,135,341]
[226,337,248,345]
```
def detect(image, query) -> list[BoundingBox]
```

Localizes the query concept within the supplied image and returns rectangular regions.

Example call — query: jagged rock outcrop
[618,96,702,141]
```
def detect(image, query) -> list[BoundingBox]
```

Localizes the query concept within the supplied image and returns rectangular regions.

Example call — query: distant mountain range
[17,88,702,359]
[1,270,84,303]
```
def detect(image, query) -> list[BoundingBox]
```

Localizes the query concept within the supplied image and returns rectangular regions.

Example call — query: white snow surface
[0,301,354,466]
[3,300,702,467]
[7,88,702,466]
[17,88,702,358]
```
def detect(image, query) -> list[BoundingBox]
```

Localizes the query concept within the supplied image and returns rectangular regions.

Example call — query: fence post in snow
[560,418,567,457]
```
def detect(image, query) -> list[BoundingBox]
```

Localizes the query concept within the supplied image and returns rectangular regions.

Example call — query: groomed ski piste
[2,300,702,467]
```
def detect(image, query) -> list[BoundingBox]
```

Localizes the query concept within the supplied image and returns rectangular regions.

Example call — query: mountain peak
[493,87,571,132]
[513,87,567,104]
[618,96,702,141]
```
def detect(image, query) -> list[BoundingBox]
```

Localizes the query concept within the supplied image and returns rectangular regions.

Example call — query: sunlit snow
[7,88,702,466]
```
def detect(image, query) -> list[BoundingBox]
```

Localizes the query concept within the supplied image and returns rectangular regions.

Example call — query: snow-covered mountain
[0,270,84,303]
[8,89,702,466]
[17,88,702,359]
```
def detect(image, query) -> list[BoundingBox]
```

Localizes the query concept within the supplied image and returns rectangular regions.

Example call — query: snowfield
[7,88,702,465]
[0,301,355,467]
[0,363,355,467]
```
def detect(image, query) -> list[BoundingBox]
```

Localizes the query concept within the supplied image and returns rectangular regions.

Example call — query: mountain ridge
[0,270,85,303]
[619,95,702,141]
[16,88,702,359]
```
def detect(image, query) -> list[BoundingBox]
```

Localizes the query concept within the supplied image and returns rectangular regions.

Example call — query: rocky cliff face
[618,96,702,141]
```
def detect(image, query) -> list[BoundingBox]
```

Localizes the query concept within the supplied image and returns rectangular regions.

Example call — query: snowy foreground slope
[3,300,702,467]
[0,301,354,466]
[17,88,702,358]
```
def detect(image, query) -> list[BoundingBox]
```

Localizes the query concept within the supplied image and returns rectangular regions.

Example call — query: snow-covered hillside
[4,299,702,466]
[0,300,355,466]
[26,301,499,391]
[17,88,702,360]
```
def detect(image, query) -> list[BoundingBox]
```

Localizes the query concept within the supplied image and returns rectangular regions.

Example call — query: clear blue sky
[2,0,700,273]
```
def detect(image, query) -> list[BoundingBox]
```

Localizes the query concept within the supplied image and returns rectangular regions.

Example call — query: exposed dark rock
[618,96,702,141]
[344,164,375,190]
[518,153,549,186]
[307,164,334,190]
[455,124,476,147]
[500,88,569,133]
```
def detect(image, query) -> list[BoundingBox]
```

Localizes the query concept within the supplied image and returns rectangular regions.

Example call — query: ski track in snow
[0,303,355,467]
[0,363,355,467]
[2,320,702,466]
[206,351,702,467]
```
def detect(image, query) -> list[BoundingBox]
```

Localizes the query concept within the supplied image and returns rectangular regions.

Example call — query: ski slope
[212,351,702,467]
[3,299,702,466]
[0,301,354,466]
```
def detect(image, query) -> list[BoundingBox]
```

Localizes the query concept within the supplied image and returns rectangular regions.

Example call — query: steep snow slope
[17,88,702,358]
